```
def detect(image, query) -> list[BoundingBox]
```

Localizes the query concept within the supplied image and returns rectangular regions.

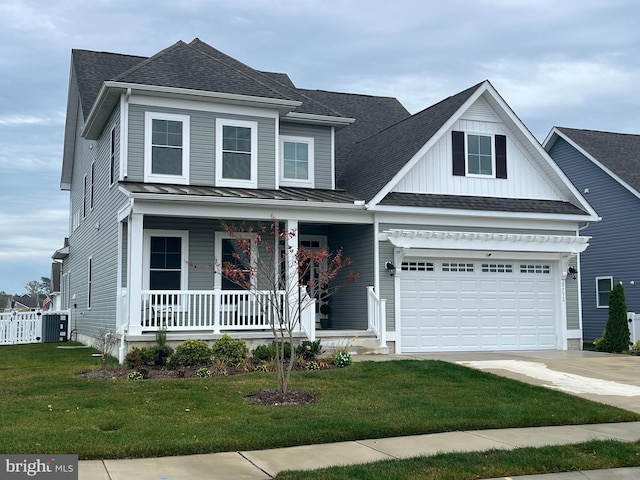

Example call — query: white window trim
[110,127,116,187]
[215,118,258,188]
[280,135,314,187]
[82,174,87,219]
[214,231,258,289]
[87,256,93,309]
[90,162,95,211]
[596,276,613,308]
[142,230,189,290]
[465,132,496,178]
[144,112,190,185]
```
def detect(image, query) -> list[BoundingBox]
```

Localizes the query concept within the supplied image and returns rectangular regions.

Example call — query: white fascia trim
[284,111,355,127]
[385,228,590,254]
[369,204,596,223]
[105,81,301,111]
[546,128,640,203]
[368,84,488,207]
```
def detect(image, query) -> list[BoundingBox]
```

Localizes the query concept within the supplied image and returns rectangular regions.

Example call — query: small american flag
[42,296,52,311]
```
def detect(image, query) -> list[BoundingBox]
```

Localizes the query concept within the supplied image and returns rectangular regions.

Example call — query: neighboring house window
[214,232,257,289]
[280,136,314,187]
[110,127,116,185]
[215,118,258,188]
[144,112,190,184]
[83,174,88,218]
[90,162,95,210]
[596,277,613,308]
[452,131,507,178]
[87,257,93,309]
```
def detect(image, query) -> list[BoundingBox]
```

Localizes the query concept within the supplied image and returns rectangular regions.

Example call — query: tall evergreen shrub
[600,282,630,353]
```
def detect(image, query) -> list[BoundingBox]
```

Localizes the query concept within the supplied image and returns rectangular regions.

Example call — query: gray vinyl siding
[127,105,276,188]
[280,122,333,189]
[566,257,579,330]
[549,137,640,340]
[66,104,128,339]
[327,225,374,329]
[378,240,396,331]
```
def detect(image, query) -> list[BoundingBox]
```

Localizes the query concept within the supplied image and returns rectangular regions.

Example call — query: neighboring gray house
[56,39,597,360]
[544,127,640,341]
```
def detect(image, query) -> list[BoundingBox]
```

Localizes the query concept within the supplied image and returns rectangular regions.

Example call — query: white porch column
[128,212,144,336]
[285,220,300,331]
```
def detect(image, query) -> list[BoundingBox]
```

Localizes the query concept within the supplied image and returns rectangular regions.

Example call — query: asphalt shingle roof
[337,82,484,202]
[299,89,411,180]
[380,192,588,215]
[556,127,640,193]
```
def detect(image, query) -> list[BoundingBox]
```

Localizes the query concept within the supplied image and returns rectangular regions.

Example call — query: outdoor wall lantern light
[568,266,578,280]
[385,262,396,277]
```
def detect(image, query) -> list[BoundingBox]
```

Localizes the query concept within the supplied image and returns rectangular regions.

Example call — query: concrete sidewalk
[79,422,640,480]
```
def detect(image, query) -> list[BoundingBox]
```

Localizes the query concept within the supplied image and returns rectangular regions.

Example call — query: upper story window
[216,118,258,188]
[109,127,116,185]
[280,136,314,187]
[467,134,493,176]
[596,276,613,308]
[452,131,507,179]
[144,112,190,185]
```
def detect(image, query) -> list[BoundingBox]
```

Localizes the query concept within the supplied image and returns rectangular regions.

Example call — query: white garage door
[400,259,556,352]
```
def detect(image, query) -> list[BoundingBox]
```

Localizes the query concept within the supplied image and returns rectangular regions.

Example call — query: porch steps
[316,330,388,355]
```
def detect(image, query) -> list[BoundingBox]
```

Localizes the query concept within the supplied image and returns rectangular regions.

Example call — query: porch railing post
[213,288,221,333]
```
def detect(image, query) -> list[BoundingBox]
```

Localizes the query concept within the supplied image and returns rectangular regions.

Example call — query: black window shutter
[452,131,465,176]
[495,134,507,179]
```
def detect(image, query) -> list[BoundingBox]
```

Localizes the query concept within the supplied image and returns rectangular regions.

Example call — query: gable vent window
[482,263,513,273]
[442,262,474,272]
[452,131,507,179]
[401,261,434,272]
[520,264,550,274]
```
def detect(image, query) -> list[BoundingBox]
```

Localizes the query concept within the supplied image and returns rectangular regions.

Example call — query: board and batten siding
[280,122,333,190]
[327,224,374,330]
[66,103,128,339]
[393,118,563,201]
[549,137,640,340]
[127,104,276,188]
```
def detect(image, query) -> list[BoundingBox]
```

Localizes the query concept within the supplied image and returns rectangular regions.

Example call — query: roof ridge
[299,88,402,101]
[72,48,147,61]
[111,40,189,82]
[189,39,345,117]
[558,126,640,137]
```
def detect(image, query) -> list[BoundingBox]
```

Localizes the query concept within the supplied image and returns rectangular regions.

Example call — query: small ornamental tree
[600,282,630,353]
[195,221,357,393]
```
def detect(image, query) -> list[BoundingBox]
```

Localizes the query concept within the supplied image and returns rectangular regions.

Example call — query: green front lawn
[1,343,638,459]
[276,440,640,480]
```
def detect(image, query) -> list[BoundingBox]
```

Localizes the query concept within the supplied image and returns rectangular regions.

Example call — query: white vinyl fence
[0,311,42,345]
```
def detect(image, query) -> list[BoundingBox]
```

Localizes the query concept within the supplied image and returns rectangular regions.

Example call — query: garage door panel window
[482,263,513,273]
[520,264,550,274]
[596,276,613,308]
[442,262,474,272]
[401,261,434,271]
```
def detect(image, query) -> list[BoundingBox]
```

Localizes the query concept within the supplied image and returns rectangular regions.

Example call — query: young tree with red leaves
[214,221,357,393]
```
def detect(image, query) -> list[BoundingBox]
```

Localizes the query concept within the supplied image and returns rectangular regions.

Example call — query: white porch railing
[367,286,386,347]
[0,311,43,345]
[133,289,316,338]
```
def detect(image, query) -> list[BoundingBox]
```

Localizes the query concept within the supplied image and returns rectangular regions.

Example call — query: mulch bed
[246,388,319,406]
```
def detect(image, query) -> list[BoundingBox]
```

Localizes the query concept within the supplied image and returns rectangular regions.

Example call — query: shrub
[153,329,174,366]
[127,371,144,381]
[251,341,291,361]
[295,340,323,360]
[306,361,320,370]
[211,334,248,365]
[125,347,155,368]
[600,282,630,353]
[172,339,212,367]
[196,367,211,378]
[334,351,352,368]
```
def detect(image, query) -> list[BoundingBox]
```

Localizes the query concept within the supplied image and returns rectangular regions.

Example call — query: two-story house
[544,127,640,342]
[55,39,598,362]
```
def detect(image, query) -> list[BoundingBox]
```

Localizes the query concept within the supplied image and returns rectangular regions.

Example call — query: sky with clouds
[0,0,638,295]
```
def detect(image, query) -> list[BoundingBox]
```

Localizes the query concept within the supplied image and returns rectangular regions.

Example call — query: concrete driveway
[358,351,640,414]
